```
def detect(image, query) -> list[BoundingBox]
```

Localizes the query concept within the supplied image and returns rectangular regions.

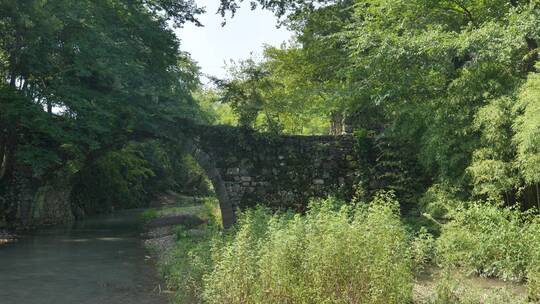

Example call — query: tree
[0,0,202,179]
[514,69,540,207]
[0,0,206,222]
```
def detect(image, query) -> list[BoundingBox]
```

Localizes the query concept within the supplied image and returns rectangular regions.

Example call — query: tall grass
[158,193,540,303]
[158,224,218,303]
[434,202,540,299]
[436,203,530,281]
[203,193,413,304]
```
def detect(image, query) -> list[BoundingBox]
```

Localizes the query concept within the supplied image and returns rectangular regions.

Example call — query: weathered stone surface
[0,171,75,229]
[313,179,325,185]
[194,126,361,219]
[32,185,74,226]
[227,168,240,175]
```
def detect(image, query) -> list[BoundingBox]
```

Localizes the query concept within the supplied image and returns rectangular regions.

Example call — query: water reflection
[0,210,167,304]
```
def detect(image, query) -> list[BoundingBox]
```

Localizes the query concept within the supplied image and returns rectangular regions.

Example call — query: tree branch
[449,0,477,26]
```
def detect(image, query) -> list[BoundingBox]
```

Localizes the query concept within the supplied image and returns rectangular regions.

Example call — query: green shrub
[159,225,219,304]
[203,207,272,303]
[202,197,223,227]
[411,227,436,272]
[203,193,413,304]
[140,208,158,222]
[435,202,540,300]
[420,183,463,222]
[436,203,530,282]
[524,219,540,300]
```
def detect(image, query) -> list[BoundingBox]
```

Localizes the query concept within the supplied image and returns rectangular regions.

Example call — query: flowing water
[0,210,168,304]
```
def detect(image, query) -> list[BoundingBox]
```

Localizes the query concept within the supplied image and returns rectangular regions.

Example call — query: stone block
[226,156,238,163]
[313,179,324,185]
[227,167,240,175]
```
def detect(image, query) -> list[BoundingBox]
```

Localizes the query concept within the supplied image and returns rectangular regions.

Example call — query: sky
[175,0,292,80]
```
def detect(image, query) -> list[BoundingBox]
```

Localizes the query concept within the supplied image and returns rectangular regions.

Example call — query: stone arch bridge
[187,125,361,228]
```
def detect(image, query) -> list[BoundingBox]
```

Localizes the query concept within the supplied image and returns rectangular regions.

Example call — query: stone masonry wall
[195,126,361,215]
[0,169,74,229]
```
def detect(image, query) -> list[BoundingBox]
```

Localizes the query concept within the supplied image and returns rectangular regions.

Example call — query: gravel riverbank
[0,230,17,245]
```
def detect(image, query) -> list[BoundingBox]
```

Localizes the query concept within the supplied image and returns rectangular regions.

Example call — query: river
[0,209,168,304]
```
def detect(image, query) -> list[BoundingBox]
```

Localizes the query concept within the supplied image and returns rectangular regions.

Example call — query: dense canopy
[1,0,540,222]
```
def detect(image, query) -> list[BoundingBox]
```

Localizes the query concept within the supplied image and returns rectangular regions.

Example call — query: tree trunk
[0,127,5,180]
[0,141,12,181]
[330,112,343,135]
[536,183,540,211]
[0,127,17,181]
[525,38,538,73]
[0,150,7,180]
[9,70,16,88]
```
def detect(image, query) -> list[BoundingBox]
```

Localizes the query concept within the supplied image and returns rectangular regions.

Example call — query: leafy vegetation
[437,203,532,282]
[159,195,414,304]
[0,0,213,221]
[202,0,540,209]
[157,194,540,303]
[156,194,540,304]
[2,0,539,215]
[434,202,540,300]
[3,0,540,302]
